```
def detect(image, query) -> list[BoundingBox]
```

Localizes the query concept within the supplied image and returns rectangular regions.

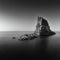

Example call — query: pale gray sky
[0,0,60,31]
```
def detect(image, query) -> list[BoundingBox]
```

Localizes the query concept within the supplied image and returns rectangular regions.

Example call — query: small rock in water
[27,34,38,40]
[19,35,28,40]
[12,37,16,39]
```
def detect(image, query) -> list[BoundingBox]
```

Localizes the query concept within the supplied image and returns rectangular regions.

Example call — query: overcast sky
[0,0,60,31]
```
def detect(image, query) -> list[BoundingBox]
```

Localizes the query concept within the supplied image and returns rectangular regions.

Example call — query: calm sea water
[0,31,60,60]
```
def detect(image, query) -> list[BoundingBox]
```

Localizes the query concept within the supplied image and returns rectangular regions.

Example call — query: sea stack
[34,16,56,36]
[18,16,56,40]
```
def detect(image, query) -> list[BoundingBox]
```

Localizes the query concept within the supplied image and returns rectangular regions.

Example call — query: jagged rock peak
[37,16,49,26]
[34,16,56,36]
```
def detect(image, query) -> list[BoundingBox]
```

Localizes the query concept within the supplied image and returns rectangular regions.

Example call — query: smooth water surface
[0,31,60,60]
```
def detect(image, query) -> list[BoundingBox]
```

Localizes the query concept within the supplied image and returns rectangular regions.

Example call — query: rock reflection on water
[28,35,57,60]
[33,36,49,58]
[38,36,48,54]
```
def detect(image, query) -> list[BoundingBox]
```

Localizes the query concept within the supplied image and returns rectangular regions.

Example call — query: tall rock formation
[16,16,56,41]
[34,16,55,36]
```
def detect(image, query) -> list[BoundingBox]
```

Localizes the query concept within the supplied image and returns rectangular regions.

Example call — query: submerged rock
[34,16,56,36]
[18,16,56,40]
[12,37,16,39]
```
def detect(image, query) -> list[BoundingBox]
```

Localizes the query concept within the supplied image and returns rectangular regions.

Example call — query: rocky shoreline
[12,16,56,40]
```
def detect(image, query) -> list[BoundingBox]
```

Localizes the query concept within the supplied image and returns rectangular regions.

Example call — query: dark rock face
[34,16,56,36]
[18,16,56,40]
[12,37,16,39]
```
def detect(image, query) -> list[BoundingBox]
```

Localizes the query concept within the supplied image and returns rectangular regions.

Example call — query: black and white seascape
[0,0,60,60]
